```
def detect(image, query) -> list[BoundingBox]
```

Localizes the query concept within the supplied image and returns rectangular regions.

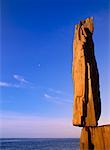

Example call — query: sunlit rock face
[80,125,110,150]
[72,17,101,127]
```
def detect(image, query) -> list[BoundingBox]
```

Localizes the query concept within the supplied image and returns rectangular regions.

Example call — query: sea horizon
[0,138,80,150]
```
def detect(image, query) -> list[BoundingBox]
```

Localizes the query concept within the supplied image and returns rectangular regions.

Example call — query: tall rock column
[72,17,101,127]
[72,17,110,150]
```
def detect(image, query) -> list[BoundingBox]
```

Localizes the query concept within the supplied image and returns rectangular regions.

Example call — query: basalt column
[72,17,101,127]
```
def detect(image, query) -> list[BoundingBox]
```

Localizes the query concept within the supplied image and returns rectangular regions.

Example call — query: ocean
[0,138,80,150]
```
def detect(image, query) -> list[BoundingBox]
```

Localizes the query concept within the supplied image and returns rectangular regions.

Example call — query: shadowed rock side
[80,125,110,150]
[72,17,101,127]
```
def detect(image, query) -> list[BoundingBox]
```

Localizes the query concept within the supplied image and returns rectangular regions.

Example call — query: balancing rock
[72,17,101,126]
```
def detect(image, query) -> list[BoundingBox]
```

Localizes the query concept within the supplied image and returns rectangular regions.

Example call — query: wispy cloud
[44,93,72,104]
[0,74,32,89]
[44,93,52,99]
[13,74,28,84]
[48,88,62,94]
[43,87,73,105]
[0,81,20,88]
[0,81,11,87]
[47,88,73,98]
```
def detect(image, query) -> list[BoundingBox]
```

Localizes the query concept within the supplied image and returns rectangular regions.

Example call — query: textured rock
[72,17,101,126]
[80,125,110,150]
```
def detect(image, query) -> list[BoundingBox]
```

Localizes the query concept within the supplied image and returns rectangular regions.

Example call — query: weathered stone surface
[80,125,110,150]
[72,17,101,126]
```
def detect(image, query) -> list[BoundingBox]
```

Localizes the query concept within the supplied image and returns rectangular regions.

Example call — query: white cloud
[0,112,80,138]
[48,88,62,94]
[47,88,73,98]
[44,93,72,104]
[0,81,20,88]
[44,93,52,99]
[0,82,11,87]
[13,74,28,84]
[44,94,63,104]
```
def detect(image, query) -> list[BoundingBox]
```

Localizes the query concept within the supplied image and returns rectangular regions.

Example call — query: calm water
[0,138,80,150]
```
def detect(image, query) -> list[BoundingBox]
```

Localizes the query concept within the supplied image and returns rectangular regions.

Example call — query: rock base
[80,125,110,150]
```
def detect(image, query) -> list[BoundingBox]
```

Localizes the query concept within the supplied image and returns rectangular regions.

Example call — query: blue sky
[0,0,110,138]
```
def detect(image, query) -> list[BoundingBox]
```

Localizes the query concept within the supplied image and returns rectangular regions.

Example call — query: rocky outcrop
[72,17,110,150]
[72,17,101,127]
[80,125,110,150]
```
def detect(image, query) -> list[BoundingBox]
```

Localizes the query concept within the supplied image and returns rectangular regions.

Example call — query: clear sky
[0,0,110,138]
